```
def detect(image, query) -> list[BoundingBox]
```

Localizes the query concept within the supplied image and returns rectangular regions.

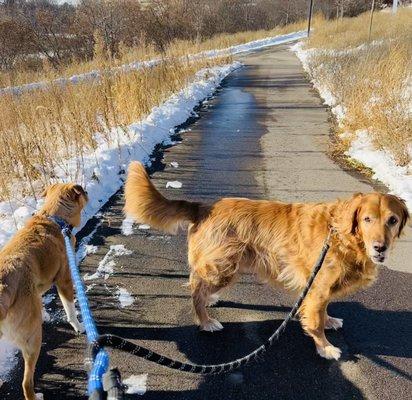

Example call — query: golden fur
[0,183,88,400]
[125,161,409,360]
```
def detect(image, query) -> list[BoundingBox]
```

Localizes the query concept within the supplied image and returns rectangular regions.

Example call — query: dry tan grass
[0,19,309,201]
[0,56,229,200]
[305,8,412,166]
[0,20,307,89]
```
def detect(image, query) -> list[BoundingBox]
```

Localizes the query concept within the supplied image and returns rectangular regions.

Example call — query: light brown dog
[124,161,409,360]
[0,183,87,400]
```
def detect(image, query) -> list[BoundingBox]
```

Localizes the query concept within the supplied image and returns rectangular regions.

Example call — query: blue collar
[48,215,73,235]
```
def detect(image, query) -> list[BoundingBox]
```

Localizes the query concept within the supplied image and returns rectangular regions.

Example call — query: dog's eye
[388,216,398,225]
[364,217,371,223]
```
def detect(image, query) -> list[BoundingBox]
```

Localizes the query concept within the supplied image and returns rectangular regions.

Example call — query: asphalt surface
[2,44,411,400]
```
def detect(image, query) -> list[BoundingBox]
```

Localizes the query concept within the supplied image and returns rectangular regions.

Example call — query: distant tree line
[0,0,384,71]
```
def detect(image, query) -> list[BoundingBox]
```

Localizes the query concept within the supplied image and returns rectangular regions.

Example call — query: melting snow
[166,181,182,189]
[123,374,148,395]
[116,287,134,308]
[121,217,134,236]
[84,244,132,280]
[138,224,151,230]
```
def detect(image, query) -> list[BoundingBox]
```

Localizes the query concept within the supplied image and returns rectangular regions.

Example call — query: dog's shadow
[98,298,411,400]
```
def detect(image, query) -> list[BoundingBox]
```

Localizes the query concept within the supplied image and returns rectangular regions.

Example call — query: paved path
[2,44,411,400]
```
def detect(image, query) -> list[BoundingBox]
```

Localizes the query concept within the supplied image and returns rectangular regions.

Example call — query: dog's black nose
[373,243,387,253]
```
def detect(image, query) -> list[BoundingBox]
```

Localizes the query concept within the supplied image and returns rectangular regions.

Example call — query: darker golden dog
[0,183,87,400]
[124,161,409,360]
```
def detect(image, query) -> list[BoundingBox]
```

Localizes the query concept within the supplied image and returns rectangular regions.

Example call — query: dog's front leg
[56,271,85,334]
[300,291,341,360]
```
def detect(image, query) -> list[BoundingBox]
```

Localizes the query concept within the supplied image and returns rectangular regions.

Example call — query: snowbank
[1,31,306,96]
[292,42,412,210]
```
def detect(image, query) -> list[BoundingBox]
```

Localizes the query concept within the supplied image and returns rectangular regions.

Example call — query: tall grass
[304,8,412,166]
[0,19,308,202]
[0,56,229,201]
[0,20,307,89]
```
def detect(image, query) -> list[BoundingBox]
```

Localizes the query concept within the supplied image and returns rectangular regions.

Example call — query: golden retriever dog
[124,161,409,361]
[0,183,87,400]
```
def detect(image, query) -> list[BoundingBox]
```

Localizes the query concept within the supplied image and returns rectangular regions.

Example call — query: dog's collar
[48,215,73,234]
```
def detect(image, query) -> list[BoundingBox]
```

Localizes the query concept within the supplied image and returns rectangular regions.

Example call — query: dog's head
[41,183,88,227]
[338,192,409,264]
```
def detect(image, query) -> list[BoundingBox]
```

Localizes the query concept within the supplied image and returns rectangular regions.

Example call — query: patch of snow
[0,339,18,382]
[116,287,134,308]
[121,217,134,236]
[347,131,412,210]
[84,244,132,281]
[166,181,182,189]
[76,222,102,264]
[170,161,179,168]
[123,374,148,395]
[138,224,151,230]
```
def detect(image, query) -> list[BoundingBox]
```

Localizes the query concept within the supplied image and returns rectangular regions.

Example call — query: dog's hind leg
[55,268,84,334]
[12,295,43,400]
[190,273,222,332]
[21,324,42,400]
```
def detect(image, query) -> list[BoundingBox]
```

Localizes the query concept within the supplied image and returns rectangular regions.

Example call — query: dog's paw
[200,318,223,332]
[316,345,341,360]
[207,294,220,307]
[325,316,343,330]
[70,320,85,334]
[35,393,44,400]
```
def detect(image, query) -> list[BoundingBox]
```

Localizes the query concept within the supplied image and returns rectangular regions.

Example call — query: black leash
[89,229,333,375]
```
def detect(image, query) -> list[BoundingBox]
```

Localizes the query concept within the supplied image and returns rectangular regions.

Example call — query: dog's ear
[340,193,364,235]
[395,196,410,237]
[41,183,57,198]
[69,184,88,201]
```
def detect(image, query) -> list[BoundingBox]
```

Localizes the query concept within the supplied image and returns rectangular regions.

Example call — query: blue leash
[49,216,109,398]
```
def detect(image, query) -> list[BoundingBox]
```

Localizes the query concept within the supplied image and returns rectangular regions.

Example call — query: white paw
[200,318,223,332]
[316,344,342,360]
[70,320,85,334]
[36,393,44,400]
[207,294,220,307]
[325,316,343,330]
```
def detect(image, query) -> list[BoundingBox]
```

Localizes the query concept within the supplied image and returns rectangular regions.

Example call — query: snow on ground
[166,181,183,189]
[347,131,412,209]
[84,244,132,281]
[138,224,151,230]
[292,42,412,210]
[121,217,135,236]
[2,31,306,97]
[116,287,134,308]
[123,374,148,395]
[170,161,179,168]
[76,221,102,263]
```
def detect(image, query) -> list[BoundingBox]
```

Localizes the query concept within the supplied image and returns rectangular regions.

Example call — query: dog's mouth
[371,253,386,264]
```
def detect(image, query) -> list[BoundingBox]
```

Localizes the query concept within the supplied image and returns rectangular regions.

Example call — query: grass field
[303,8,412,167]
[0,21,307,202]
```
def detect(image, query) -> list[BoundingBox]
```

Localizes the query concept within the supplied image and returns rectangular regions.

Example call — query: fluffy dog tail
[124,161,205,233]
